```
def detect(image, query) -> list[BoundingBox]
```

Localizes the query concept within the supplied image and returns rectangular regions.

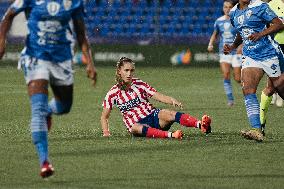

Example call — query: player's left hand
[0,38,6,60]
[223,44,233,55]
[171,98,183,109]
[248,33,262,42]
[86,63,97,87]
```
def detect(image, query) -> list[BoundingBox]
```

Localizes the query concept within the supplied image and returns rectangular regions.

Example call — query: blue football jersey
[10,0,85,63]
[214,15,237,55]
[229,0,279,61]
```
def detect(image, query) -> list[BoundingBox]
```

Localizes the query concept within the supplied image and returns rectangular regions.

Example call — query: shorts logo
[47,2,60,16]
[271,63,278,70]
[63,0,72,11]
[237,15,244,25]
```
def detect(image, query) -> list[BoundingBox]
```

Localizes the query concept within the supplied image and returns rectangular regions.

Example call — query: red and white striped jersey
[103,78,157,131]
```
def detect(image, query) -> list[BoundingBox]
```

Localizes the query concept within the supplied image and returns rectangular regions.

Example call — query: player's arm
[248,17,284,42]
[100,108,112,137]
[0,8,17,59]
[73,18,97,86]
[207,31,218,52]
[223,32,242,55]
[152,92,183,109]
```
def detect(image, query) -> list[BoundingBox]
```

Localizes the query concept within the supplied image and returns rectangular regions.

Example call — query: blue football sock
[32,131,48,166]
[244,94,261,129]
[30,93,49,166]
[141,126,149,137]
[224,79,234,102]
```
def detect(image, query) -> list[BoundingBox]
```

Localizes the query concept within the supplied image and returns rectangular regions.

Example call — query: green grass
[0,64,283,189]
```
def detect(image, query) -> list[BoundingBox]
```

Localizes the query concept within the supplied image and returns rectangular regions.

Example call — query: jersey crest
[237,15,244,25]
[47,1,60,16]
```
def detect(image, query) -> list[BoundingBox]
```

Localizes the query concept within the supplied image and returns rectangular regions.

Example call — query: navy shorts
[138,109,173,131]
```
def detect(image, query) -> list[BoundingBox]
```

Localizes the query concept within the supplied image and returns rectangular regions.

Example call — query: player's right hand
[207,45,214,53]
[86,63,97,87]
[223,44,233,55]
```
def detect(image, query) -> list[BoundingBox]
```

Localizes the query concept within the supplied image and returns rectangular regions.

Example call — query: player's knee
[59,101,72,114]
[234,76,241,83]
[242,82,257,95]
[274,78,284,89]
[131,124,144,136]
[160,109,176,121]
[223,73,230,80]
[242,87,257,95]
[263,86,275,96]
[48,98,72,115]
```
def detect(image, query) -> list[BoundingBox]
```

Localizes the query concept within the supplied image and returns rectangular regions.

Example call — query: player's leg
[46,60,74,131]
[272,45,284,99]
[28,79,54,178]
[130,123,182,139]
[48,85,73,115]
[220,61,234,106]
[271,93,277,105]
[232,54,241,84]
[134,109,182,139]
[271,75,284,99]
[260,78,275,135]
[20,55,54,178]
[158,109,212,134]
[275,93,283,107]
[233,66,241,83]
[241,66,264,142]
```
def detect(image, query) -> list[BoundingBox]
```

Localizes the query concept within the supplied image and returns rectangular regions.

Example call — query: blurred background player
[0,0,97,178]
[259,0,284,135]
[208,0,242,107]
[224,0,284,142]
[101,57,211,139]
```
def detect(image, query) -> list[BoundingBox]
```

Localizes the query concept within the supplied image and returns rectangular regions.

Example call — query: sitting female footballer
[100,57,212,139]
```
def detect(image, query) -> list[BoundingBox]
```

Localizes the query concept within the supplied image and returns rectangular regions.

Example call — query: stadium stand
[0,0,223,44]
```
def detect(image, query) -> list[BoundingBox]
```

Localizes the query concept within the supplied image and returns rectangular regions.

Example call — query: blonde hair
[115,57,135,83]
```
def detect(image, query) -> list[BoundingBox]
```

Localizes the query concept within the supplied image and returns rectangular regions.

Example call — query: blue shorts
[138,109,173,131]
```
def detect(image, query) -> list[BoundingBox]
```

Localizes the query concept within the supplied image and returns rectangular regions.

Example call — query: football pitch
[0,63,283,189]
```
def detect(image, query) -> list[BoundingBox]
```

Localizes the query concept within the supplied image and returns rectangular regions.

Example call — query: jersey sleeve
[139,80,157,98]
[258,3,277,23]
[229,11,235,27]
[102,89,117,110]
[10,0,30,14]
[213,20,219,33]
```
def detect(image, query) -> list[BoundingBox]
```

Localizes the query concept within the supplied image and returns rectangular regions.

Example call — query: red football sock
[180,114,199,128]
[146,127,169,138]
